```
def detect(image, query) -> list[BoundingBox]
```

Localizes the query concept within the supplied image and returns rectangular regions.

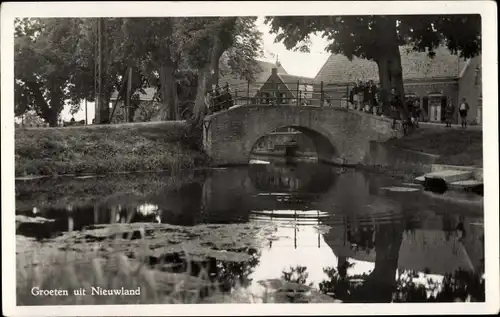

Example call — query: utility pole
[94,18,106,124]
[126,66,132,123]
[85,99,88,125]
[94,18,100,123]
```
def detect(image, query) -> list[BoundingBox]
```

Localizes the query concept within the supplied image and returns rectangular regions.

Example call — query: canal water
[15,161,485,302]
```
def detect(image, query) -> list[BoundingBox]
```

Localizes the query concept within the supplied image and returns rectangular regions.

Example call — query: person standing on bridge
[390,88,402,129]
[222,82,234,110]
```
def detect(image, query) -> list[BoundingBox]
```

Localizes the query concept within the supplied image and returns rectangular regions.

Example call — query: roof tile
[315,45,464,84]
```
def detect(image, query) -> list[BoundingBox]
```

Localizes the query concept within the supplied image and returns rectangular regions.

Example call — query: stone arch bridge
[202,105,400,166]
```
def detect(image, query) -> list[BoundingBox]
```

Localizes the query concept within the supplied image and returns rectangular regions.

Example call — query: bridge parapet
[203,104,401,166]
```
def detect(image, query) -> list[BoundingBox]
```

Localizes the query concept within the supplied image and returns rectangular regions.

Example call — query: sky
[59,17,331,123]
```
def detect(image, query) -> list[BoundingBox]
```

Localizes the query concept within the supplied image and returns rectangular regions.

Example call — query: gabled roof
[278,74,314,85]
[315,45,467,84]
[275,73,315,98]
[219,60,288,98]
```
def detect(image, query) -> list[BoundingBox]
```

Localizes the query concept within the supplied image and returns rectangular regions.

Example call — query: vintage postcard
[1,1,498,316]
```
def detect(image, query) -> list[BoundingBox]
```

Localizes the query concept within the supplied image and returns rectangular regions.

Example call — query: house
[254,67,314,105]
[313,46,483,124]
[109,87,161,122]
[218,60,288,104]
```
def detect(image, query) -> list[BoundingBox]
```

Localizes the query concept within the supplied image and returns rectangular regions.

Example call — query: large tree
[265,15,481,121]
[14,18,83,126]
[14,18,130,125]
[120,18,181,121]
[177,17,263,124]
[15,17,263,125]
[69,18,134,124]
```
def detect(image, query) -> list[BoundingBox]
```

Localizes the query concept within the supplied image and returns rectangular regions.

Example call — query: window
[279,92,286,105]
[261,92,270,104]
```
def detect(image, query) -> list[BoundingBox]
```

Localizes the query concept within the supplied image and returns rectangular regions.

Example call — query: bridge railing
[202,80,391,118]
[219,80,374,110]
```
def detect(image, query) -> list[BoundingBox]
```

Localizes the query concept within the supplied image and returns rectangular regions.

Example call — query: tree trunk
[193,66,211,124]
[374,16,410,122]
[159,64,178,121]
[45,109,59,127]
[192,35,226,125]
[376,56,392,116]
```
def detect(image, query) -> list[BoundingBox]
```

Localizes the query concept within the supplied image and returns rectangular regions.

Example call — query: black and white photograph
[1,1,498,316]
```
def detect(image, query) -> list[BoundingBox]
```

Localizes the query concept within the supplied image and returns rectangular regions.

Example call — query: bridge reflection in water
[16,162,484,301]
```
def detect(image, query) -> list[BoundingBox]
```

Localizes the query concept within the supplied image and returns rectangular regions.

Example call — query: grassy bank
[15,122,208,177]
[386,128,483,167]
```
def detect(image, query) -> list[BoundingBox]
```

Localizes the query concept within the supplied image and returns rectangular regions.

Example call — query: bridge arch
[250,125,338,163]
[203,105,399,166]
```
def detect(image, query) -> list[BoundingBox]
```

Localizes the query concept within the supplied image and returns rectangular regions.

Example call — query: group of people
[348,79,471,130]
[443,97,470,128]
[193,82,234,124]
[348,79,380,113]
[204,83,234,114]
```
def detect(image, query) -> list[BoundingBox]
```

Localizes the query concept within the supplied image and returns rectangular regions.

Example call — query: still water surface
[15,161,485,302]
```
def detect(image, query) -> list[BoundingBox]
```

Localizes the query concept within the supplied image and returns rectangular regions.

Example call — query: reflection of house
[314,46,483,125]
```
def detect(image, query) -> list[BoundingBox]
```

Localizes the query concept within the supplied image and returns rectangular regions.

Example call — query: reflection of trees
[156,249,262,298]
[281,266,313,287]
[283,264,485,303]
[213,250,261,293]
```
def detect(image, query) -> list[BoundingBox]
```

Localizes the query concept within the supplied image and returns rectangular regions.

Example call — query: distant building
[109,87,161,122]
[218,60,289,104]
[255,67,314,106]
[313,46,483,125]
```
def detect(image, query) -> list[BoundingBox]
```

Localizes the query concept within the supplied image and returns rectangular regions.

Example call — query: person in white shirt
[458,98,470,128]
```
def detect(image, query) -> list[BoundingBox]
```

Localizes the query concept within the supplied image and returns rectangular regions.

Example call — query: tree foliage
[265,15,481,120]
[14,17,263,124]
[14,18,83,126]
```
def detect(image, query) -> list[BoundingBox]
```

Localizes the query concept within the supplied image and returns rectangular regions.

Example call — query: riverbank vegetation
[387,128,483,167]
[15,122,207,177]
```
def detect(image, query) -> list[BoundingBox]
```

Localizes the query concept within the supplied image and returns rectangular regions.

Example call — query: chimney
[272,67,278,75]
